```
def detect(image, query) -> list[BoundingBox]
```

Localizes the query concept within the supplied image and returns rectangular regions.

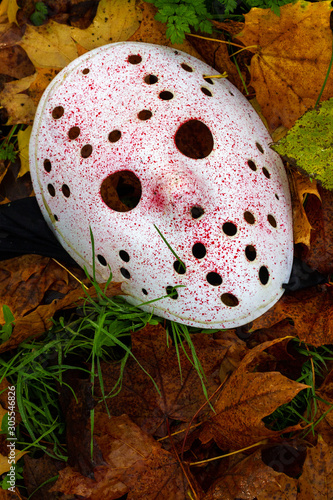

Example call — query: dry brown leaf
[250,285,333,346]
[0,46,34,79]
[313,369,333,447]
[204,447,298,499]
[207,338,308,450]
[288,168,321,248]
[237,1,333,129]
[298,436,333,499]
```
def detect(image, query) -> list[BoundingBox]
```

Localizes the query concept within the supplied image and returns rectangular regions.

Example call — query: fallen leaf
[0,449,26,476]
[273,98,333,190]
[237,1,333,129]
[17,125,31,178]
[300,186,333,274]
[27,67,61,107]
[207,338,308,450]
[98,323,228,435]
[0,0,19,25]
[53,413,200,499]
[0,46,35,79]
[0,272,122,353]
[298,436,333,499]
[23,453,66,500]
[288,168,321,248]
[204,447,298,499]
[71,0,139,51]
[313,369,333,447]
[250,285,333,346]
[0,73,37,124]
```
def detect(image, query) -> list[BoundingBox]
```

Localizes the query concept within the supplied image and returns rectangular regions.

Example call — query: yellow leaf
[0,0,19,24]
[237,1,333,129]
[7,0,19,24]
[71,0,140,51]
[0,74,37,125]
[18,126,32,178]
[19,22,79,69]
[0,449,27,476]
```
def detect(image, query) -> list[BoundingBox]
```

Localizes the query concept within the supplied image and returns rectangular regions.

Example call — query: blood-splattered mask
[29,42,293,329]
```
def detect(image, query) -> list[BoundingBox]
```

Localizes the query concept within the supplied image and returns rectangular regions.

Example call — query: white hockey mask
[29,42,293,329]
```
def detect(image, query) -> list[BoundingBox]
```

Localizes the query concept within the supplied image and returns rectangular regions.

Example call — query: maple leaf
[237,0,333,129]
[204,447,298,499]
[250,286,333,346]
[298,436,333,499]
[205,338,309,450]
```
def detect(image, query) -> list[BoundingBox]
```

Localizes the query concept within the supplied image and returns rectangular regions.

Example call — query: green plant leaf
[272,98,333,190]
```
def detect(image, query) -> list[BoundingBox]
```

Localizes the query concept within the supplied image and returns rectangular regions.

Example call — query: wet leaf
[0,46,35,80]
[237,1,333,129]
[204,447,298,499]
[52,413,200,499]
[98,323,228,435]
[300,186,333,274]
[250,286,333,346]
[298,436,333,499]
[207,338,308,450]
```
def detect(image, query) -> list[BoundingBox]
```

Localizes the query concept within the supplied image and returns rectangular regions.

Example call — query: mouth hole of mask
[100,170,142,212]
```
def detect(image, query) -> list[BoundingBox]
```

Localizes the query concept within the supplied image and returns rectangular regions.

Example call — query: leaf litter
[0,0,333,499]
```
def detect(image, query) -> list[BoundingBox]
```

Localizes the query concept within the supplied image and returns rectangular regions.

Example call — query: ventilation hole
[67,127,80,140]
[206,272,222,286]
[203,76,214,84]
[159,91,174,100]
[166,286,178,299]
[244,211,256,225]
[181,63,193,72]
[62,184,70,198]
[52,106,64,119]
[97,254,107,266]
[229,91,234,96]
[120,268,131,279]
[54,214,58,221]
[47,184,55,197]
[221,293,239,307]
[144,74,158,84]
[128,54,142,64]
[191,206,205,219]
[108,130,121,143]
[247,160,257,171]
[222,222,237,236]
[262,167,271,179]
[142,288,148,295]
[138,110,152,121]
[44,159,51,172]
[174,260,186,274]
[81,144,92,158]
[245,245,256,261]
[175,120,214,159]
[201,87,212,97]
[256,142,264,153]
[192,242,206,259]
[267,214,277,228]
[259,266,270,285]
[275,193,280,200]
[82,68,90,74]
[101,170,142,212]
[119,250,130,262]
